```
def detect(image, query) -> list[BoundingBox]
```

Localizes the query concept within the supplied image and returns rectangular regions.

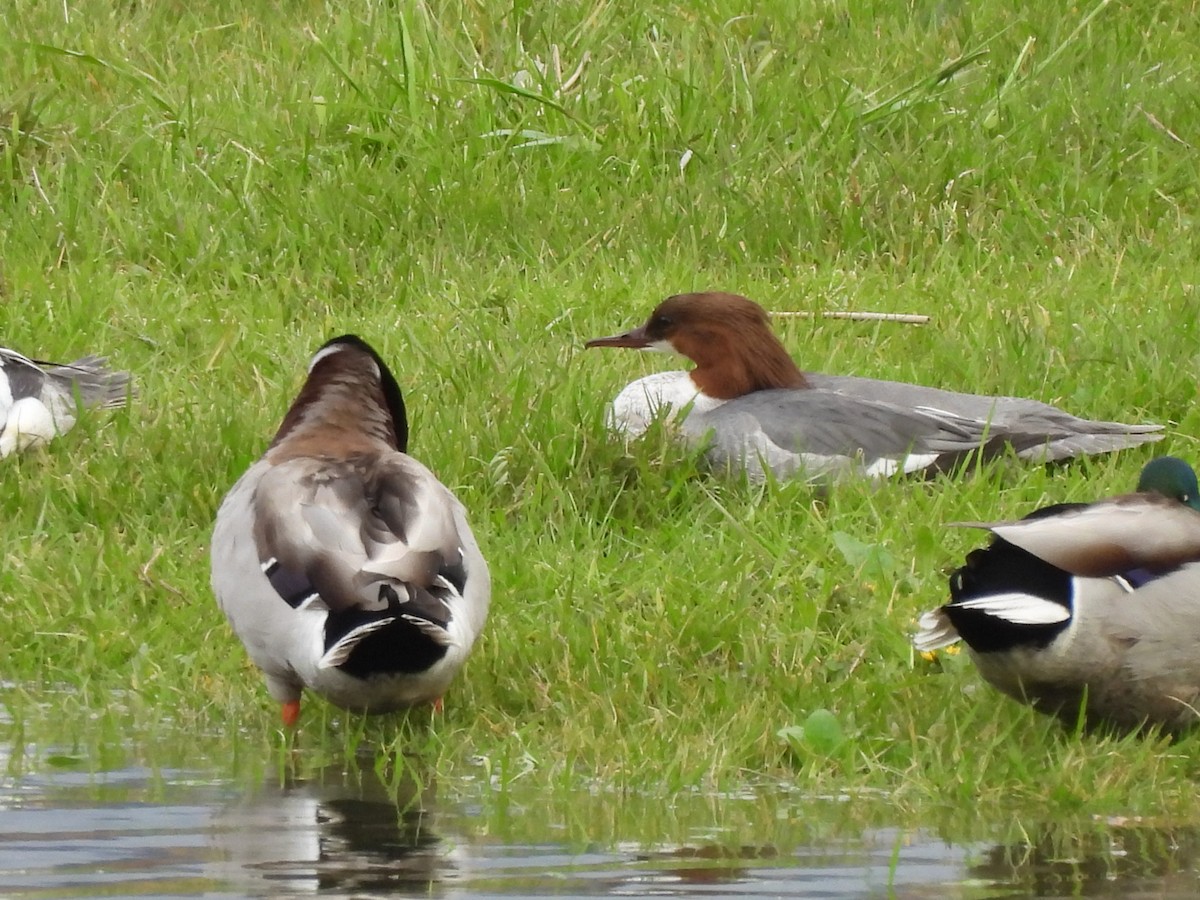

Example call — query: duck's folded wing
[965,495,1200,577]
[360,459,467,586]
[252,454,465,617]
[806,371,1163,436]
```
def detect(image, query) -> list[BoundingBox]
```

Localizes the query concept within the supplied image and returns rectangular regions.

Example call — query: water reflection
[970,820,1200,897]
[3,749,1200,898]
[208,764,461,896]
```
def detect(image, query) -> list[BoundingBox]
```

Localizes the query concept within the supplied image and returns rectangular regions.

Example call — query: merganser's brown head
[585,292,808,399]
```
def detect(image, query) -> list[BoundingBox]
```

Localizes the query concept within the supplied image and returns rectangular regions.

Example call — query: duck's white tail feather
[952,592,1072,625]
[400,614,455,647]
[318,617,396,668]
[913,609,960,652]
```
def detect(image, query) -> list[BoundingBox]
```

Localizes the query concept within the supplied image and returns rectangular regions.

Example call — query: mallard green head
[1136,456,1200,511]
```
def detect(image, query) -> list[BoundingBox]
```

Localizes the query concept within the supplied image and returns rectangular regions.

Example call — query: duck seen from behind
[211,335,490,726]
[585,292,1162,481]
[914,456,1200,734]
[1,348,131,457]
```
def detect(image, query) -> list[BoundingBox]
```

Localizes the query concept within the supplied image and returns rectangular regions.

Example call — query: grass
[2,0,1200,843]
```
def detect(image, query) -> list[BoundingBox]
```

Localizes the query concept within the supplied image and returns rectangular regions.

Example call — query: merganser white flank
[0,348,131,457]
[585,292,1162,481]
[211,335,490,726]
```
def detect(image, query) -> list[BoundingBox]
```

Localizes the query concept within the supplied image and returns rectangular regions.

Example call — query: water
[3,755,1199,898]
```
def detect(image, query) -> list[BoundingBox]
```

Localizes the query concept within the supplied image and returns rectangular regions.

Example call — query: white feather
[0,397,58,456]
[606,371,724,438]
[913,609,961,652]
[318,617,396,668]
[306,343,346,372]
[953,592,1071,625]
[864,452,941,478]
[400,614,454,647]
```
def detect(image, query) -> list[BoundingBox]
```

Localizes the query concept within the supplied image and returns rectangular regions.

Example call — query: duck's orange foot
[432,697,444,714]
[281,699,301,727]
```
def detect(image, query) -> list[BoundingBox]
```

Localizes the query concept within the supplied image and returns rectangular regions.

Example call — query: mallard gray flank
[915,456,1200,734]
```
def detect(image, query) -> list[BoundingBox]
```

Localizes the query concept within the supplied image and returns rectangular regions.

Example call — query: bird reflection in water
[208,761,464,896]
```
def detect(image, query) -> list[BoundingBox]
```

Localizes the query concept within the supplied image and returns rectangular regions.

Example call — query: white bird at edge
[1,348,131,457]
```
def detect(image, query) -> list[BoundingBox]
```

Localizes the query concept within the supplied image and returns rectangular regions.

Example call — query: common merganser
[915,456,1200,734]
[0,348,131,457]
[210,335,491,726]
[585,292,1163,481]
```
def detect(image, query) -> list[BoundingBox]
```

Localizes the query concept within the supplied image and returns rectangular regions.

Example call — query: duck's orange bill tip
[281,700,301,728]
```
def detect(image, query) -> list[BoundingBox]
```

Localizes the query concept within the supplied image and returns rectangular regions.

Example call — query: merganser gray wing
[687,388,1009,480]
[804,372,1162,462]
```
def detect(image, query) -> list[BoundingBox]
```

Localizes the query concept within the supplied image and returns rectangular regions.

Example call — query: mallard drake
[585,292,1162,481]
[914,456,1200,733]
[1,348,131,457]
[211,335,491,726]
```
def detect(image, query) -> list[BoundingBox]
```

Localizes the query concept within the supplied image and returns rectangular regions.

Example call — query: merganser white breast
[914,456,1200,734]
[210,335,490,726]
[0,348,131,457]
[585,292,1162,481]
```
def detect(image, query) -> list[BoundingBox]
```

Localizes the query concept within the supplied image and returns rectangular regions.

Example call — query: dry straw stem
[771,311,931,324]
